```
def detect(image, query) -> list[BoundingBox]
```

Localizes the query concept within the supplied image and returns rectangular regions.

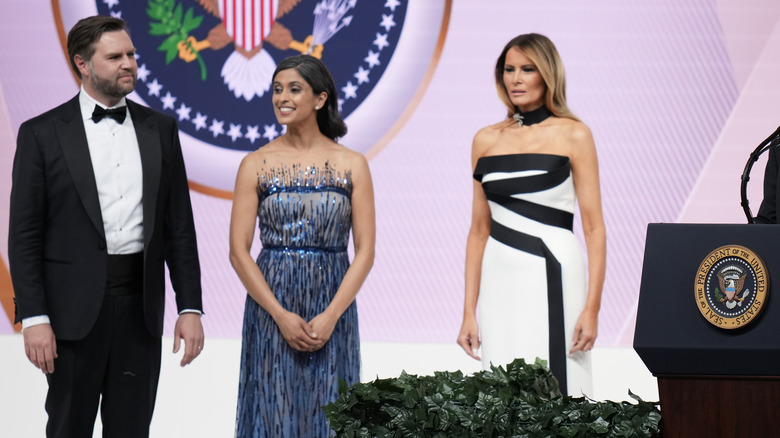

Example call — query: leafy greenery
[147,0,207,80]
[324,358,661,437]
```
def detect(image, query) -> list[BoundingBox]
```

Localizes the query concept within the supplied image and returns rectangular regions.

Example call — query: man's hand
[23,324,57,374]
[173,313,204,367]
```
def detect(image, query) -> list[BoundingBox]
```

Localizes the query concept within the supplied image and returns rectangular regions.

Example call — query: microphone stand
[741,125,780,223]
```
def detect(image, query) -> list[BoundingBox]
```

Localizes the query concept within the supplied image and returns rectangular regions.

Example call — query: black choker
[513,106,552,127]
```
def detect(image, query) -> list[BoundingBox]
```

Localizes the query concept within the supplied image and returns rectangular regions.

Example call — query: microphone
[741,125,780,223]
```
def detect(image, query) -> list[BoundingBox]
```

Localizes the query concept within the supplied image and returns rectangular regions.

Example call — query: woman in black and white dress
[457,33,606,397]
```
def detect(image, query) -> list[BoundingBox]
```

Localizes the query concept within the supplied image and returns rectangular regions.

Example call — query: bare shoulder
[556,118,593,143]
[239,144,267,169]
[551,119,598,171]
[472,121,508,156]
[333,143,370,175]
[473,122,505,143]
[239,142,290,181]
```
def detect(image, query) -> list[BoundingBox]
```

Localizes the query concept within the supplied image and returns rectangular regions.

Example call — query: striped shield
[218,0,280,52]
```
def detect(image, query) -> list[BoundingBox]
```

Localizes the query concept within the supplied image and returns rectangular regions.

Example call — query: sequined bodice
[257,163,352,249]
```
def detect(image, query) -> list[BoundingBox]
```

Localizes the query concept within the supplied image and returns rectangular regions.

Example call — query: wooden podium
[634,223,780,437]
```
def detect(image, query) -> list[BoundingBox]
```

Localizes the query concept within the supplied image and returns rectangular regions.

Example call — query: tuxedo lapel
[128,102,161,247]
[55,97,105,240]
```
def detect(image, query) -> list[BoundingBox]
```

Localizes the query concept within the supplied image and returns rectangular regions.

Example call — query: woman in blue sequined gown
[457,34,606,397]
[229,55,375,437]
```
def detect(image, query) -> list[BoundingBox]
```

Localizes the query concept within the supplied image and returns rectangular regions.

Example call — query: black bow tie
[92,105,127,124]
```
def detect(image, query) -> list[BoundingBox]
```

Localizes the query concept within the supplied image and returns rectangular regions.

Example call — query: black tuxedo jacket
[8,94,202,340]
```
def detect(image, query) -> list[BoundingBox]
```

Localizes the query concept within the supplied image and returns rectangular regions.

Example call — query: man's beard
[87,62,136,99]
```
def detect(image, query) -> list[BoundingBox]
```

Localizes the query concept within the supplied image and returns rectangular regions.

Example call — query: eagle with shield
[174,0,356,101]
[717,266,749,309]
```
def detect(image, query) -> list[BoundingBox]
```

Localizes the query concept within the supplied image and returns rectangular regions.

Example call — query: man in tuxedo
[8,15,204,437]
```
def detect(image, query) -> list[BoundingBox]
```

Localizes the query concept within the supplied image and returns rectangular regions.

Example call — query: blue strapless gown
[235,163,360,437]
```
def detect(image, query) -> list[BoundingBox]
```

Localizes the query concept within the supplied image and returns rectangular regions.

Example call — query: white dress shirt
[81,88,145,254]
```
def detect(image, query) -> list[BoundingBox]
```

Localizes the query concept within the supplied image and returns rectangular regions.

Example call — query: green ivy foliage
[324,358,661,437]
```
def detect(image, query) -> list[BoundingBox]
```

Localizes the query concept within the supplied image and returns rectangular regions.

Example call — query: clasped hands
[275,310,337,352]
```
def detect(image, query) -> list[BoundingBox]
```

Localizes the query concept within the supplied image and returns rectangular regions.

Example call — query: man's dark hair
[67,16,129,79]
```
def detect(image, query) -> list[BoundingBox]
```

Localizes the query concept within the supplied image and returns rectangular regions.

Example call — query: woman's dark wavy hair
[67,15,129,80]
[272,55,347,141]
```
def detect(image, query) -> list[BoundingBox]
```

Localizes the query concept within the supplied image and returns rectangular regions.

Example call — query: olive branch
[147,0,207,80]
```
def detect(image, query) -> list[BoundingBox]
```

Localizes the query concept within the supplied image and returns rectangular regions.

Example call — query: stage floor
[0,335,657,437]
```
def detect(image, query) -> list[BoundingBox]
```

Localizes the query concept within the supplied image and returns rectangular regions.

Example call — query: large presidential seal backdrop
[55,0,443,196]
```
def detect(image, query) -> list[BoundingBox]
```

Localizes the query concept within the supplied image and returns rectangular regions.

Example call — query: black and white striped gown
[474,153,592,397]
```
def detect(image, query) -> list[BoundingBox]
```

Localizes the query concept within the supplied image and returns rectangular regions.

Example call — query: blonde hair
[494,33,579,121]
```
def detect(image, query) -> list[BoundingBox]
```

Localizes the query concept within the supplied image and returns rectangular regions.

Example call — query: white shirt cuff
[22,315,51,331]
[179,309,202,316]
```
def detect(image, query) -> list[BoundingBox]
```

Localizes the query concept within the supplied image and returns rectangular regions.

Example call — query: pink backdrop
[2,0,780,348]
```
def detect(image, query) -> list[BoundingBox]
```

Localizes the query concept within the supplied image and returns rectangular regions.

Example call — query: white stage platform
[0,334,657,437]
